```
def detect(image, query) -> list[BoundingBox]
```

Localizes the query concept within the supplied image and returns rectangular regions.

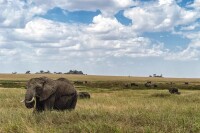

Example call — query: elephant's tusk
[25,97,35,103]
[20,99,25,103]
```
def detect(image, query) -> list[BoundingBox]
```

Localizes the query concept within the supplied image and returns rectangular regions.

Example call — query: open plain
[0,74,200,132]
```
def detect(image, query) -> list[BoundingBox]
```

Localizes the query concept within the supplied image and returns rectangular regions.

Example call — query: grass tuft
[151,93,171,98]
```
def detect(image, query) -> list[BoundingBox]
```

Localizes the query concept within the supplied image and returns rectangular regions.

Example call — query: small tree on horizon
[40,70,44,74]
[25,71,30,74]
[66,70,83,74]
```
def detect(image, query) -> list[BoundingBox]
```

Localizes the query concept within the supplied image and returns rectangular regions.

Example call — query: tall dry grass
[0,87,200,132]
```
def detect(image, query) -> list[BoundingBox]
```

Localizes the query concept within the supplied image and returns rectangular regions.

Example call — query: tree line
[12,70,85,75]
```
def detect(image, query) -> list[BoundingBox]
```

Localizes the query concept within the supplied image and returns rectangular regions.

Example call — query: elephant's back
[56,80,77,95]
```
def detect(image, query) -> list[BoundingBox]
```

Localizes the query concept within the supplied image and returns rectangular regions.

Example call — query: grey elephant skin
[168,87,181,94]
[24,77,77,112]
[78,92,90,99]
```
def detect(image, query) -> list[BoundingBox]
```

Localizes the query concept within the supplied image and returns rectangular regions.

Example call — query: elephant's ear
[40,80,57,101]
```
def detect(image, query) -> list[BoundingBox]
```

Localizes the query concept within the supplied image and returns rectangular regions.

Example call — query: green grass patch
[0,80,26,88]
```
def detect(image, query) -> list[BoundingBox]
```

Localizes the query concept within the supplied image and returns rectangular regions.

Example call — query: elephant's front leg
[35,97,44,112]
[44,95,56,110]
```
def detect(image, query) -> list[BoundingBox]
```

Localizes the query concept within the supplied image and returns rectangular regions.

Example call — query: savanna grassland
[1,74,200,133]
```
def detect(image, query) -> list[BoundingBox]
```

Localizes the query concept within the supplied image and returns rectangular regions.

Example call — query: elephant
[130,82,139,87]
[153,84,158,88]
[22,77,77,112]
[145,82,151,88]
[78,92,90,99]
[74,81,84,85]
[168,87,180,94]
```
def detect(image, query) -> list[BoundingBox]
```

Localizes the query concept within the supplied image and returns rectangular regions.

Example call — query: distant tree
[40,70,44,74]
[54,72,62,74]
[66,70,84,74]
[26,71,30,74]
[151,74,163,78]
[45,70,51,74]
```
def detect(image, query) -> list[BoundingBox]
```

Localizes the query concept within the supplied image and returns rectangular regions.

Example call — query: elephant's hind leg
[70,92,77,109]
[54,93,77,110]
[54,96,69,110]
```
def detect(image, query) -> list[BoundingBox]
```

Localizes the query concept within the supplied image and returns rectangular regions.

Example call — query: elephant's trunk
[25,89,35,108]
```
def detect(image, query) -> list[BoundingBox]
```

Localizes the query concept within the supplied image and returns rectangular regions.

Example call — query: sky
[1,0,200,78]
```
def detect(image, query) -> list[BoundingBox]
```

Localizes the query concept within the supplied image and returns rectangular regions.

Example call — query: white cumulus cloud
[124,0,199,32]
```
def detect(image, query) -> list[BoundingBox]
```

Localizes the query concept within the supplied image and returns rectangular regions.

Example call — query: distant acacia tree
[26,71,30,74]
[152,74,163,78]
[40,70,44,74]
[45,70,51,74]
[66,70,84,74]
[54,72,62,74]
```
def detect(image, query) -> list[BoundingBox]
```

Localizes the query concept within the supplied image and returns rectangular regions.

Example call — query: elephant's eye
[35,87,42,92]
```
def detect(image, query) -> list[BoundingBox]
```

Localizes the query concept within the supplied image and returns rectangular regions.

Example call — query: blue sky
[1,0,200,77]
